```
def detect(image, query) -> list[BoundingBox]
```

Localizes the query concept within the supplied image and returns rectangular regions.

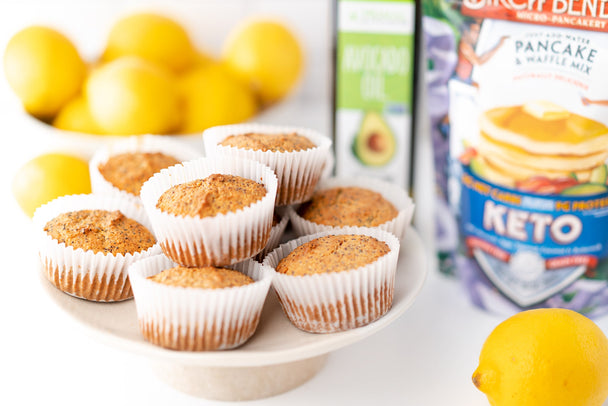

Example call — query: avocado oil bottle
[332,0,419,189]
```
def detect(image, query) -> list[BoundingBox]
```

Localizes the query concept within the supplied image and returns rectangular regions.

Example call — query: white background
[1,1,608,406]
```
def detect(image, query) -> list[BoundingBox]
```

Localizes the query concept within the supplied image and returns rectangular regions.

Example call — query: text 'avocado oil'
[332,0,420,190]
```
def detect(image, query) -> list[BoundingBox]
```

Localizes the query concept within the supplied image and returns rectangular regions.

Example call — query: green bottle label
[334,0,416,187]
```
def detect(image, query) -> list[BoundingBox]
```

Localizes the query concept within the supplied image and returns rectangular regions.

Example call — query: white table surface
[2,3,608,405]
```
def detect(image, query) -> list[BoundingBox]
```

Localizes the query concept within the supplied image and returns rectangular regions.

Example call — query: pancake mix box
[424,0,608,316]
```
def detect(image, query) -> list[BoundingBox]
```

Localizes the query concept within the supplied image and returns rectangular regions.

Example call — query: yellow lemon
[52,95,103,134]
[3,26,86,119]
[179,63,257,134]
[191,50,215,70]
[12,153,91,218]
[86,57,181,135]
[473,308,608,406]
[102,12,195,73]
[223,19,303,105]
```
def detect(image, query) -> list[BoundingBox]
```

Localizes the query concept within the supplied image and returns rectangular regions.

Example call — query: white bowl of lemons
[5,12,304,159]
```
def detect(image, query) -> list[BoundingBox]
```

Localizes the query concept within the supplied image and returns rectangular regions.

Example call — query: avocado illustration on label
[353,111,396,166]
[589,164,608,185]
[561,183,608,196]
[469,157,485,178]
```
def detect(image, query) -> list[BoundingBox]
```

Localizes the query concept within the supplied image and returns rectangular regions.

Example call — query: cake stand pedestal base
[151,354,328,401]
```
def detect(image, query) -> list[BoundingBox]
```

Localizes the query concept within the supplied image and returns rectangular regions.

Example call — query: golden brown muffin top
[218,132,316,152]
[99,152,180,196]
[298,186,398,227]
[44,209,156,255]
[276,234,390,276]
[156,174,267,218]
[148,266,254,289]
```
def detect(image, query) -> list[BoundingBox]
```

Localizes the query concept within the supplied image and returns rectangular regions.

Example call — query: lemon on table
[3,26,86,119]
[102,12,195,73]
[52,95,103,134]
[223,19,303,105]
[472,308,608,406]
[12,153,91,218]
[179,63,257,134]
[86,56,181,135]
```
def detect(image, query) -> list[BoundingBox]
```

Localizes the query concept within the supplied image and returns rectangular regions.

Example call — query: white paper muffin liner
[129,255,273,351]
[254,210,290,262]
[287,176,415,240]
[139,156,278,267]
[32,193,161,302]
[263,227,400,333]
[202,123,332,206]
[89,134,202,206]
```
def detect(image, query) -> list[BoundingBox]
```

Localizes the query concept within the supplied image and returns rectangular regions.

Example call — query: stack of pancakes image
[474,101,608,189]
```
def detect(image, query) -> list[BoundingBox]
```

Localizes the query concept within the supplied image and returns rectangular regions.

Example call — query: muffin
[129,255,273,351]
[219,132,316,152]
[33,194,160,302]
[263,227,400,333]
[148,266,254,289]
[275,234,390,275]
[156,174,267,218]
[44,209,155,255]
[297,187,398,227]
[288,176,415,240]
[203,123,332,206]
[139,156,278,267]
[98,152,180,195]
[90,134,200,203]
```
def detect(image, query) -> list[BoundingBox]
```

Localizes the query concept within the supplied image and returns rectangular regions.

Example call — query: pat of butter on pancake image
[522,100,571,121]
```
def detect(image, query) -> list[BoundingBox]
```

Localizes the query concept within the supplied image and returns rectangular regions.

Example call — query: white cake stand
[40,227,428,401]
